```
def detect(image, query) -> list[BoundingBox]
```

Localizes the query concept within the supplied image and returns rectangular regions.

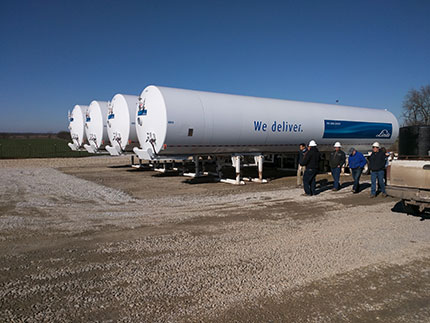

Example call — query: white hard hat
[372,142,380,148]
[309,140,317,147]
[334,142,342,148]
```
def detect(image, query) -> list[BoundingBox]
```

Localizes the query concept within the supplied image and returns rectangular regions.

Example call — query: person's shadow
[316,179,370,193]
[316,179,331,193]
[391,201,430,221]
[340,181,371,192]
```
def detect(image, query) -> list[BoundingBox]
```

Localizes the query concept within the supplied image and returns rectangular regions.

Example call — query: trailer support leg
[181,161,186,175]
[257,155,263,181]
[194,156,200,176]
[183,156,202,178]
[131,155,146,169]
[216,157,223,179]
[242,154,268,183]
[217,155,244,185]
[202,158,206,173]
[233,155,240,184]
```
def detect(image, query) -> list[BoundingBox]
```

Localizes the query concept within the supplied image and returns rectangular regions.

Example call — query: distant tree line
[56,131,71,140]
[0,131,70,140]
[402,85,430,126]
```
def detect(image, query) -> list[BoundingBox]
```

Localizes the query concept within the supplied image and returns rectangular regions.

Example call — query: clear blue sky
[1,0,429,132]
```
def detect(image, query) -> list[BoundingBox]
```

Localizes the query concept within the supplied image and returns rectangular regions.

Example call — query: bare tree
[402,85,430,126]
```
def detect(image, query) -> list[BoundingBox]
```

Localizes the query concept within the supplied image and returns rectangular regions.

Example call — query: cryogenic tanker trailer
[68,104,89,151]
[105,94,139,156]
[84,100,109,153]
[133,86,399,183]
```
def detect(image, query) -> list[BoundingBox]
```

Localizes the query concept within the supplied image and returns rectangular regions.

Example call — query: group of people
[297,140,389,197]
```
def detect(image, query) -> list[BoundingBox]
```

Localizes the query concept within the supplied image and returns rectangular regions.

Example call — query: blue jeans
[351,167,363,192]
[303,168,318,195]
[371,170,386,195]
[331,167,341,189]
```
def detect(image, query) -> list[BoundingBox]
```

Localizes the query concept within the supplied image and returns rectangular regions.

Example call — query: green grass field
[0,138,90,159]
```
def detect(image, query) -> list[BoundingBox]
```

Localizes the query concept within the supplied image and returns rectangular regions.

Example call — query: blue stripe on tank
[323,120,392,139]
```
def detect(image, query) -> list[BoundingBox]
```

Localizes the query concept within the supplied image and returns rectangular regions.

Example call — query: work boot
[381,193,388,197]
[370,194,376,198]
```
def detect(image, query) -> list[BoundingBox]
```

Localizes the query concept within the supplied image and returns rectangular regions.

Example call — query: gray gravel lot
[0,157,429,322]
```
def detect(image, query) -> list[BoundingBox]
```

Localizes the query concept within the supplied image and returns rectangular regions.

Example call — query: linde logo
[253,121,303,133]
[376,129,391,138]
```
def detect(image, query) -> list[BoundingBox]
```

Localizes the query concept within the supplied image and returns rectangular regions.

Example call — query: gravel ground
[0,157,429,322]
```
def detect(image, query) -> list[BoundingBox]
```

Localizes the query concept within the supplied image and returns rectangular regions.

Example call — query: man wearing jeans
[300,140,320,196]
[368,142,387,198]
[329,142,346,191]
[348,147,367,194]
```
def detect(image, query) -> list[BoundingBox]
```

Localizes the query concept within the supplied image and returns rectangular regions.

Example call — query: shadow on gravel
[125,167,153,172]
[172,166,297,185]
[391,201,430,221]
[153,171,182,177]
[315,179,371,195]
[108,165,134,169]
[341,181,371,191]
[263,168,296,180]
[183,176,219,184]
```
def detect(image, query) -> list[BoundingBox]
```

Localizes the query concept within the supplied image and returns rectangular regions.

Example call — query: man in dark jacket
[296,143,307,187]
[348,147,367,193]
[368,142,387,198]
[300,140,320,196]
[329,142,346,191]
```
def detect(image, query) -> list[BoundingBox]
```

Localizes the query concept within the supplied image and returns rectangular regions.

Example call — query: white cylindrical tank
[68,104,88,150]
[105,94,139,156]
[134,86,399,159]
[84,100,109,153]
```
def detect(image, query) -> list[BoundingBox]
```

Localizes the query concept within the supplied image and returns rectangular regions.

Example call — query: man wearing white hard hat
[329,142,346,191]
[368,142,387,198]
[299,140,320,196]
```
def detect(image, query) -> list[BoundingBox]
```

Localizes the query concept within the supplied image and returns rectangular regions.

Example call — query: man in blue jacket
[348,147,367,194]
